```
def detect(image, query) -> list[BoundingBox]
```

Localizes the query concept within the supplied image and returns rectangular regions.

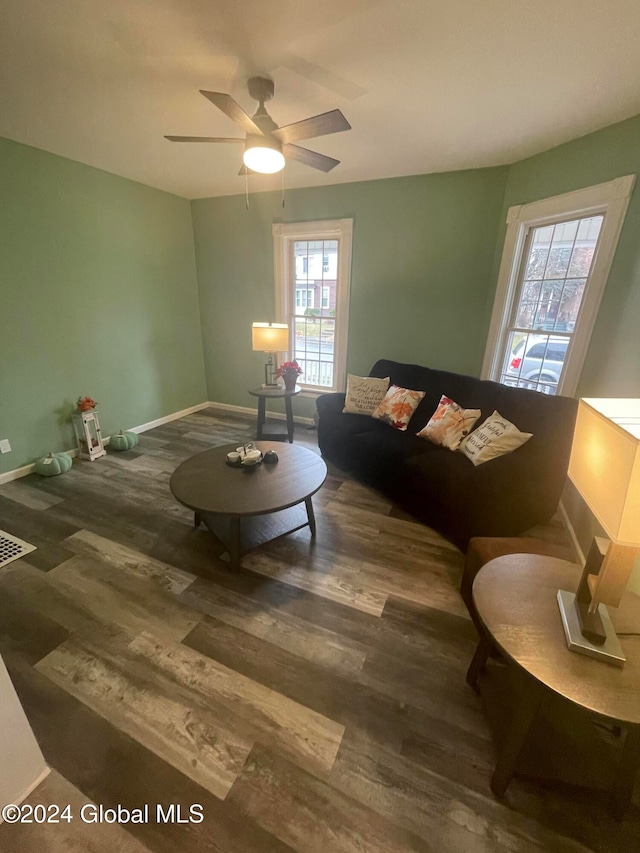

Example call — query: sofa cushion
[352,423,435,469]
[342,374,390,415]
[417,394,482,450]
[460,410,532,466]
[370,360,492,434]
[402,445,475,506]
[372,384,426,431]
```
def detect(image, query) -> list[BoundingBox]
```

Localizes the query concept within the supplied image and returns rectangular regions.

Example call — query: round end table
[248,386,301,443]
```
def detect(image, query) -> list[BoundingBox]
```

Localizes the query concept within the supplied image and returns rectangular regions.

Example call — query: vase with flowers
[276,361,303,391]
[76,396,97,412]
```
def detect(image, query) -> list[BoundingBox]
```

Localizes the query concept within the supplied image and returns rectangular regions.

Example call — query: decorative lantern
[72,409,106,461]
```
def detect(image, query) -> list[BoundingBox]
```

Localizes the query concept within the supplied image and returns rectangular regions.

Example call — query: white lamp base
[557,590,625,667]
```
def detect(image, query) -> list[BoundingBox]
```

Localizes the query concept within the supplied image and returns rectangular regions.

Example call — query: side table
[248,386,301,443]
[466,554,640,819]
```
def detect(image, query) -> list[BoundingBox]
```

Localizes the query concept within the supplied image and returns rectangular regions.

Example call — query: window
[274,219,353,393]
[295,288,314,309]
[482,176,634,396]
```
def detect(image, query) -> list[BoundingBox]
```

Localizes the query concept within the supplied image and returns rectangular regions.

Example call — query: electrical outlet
[0,439,12,454]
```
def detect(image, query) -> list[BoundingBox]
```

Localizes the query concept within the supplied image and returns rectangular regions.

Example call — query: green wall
[4,110,640,482]
[0,137,206,474]
[487,114,640,563]
[191,168,508,418]
[489,113,640,399]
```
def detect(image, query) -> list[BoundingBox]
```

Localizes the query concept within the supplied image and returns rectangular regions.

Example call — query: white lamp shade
[568,398,640,546]
[243,146,285,174]
[252,322,289,353]
[243,134,285,174]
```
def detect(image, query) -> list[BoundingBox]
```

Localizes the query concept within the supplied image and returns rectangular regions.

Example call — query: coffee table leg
[285,396,294,443]
[256,397,266,441]
[466,635,493,691]
[228,516,242,570]
[491,672,542,798]
[305,496,317,538]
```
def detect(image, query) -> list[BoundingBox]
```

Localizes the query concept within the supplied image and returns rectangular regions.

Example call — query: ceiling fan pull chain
[245,169,249,210]
[281,167,285,208]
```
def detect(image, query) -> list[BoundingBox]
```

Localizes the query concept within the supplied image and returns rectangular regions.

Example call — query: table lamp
[559,398,640,666]
[252,322,289,387]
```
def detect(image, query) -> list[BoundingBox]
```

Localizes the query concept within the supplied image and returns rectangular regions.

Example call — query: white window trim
[482,175,635,396]
[273,219,353,394]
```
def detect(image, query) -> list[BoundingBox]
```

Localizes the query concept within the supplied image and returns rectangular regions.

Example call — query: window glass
[499,215,603,394]
[292,239,338,389]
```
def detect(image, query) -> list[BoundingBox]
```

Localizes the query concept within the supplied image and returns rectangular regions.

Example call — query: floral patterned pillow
[371,385,426,431]
[417,395,482,450]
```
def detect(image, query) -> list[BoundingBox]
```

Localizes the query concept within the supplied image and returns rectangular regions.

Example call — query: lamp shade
[243,134,285,174]
[252,322,289,353]
[568,398,640,547]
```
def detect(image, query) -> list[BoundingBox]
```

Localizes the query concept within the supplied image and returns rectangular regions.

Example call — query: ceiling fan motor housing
[248,76,275,104]
[251,111,278,134]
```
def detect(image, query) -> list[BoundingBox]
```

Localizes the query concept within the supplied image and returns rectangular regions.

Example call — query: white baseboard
[0,767,51,823]
[0,462,43,486]
[0,402,210,485]
[0,448,81,486]
[0,399,317,484]
[558,500,586,566]
[128,402,210,434]
[208,400,315,427]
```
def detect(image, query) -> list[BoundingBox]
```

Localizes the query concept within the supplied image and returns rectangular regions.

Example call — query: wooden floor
[0,409,638,853]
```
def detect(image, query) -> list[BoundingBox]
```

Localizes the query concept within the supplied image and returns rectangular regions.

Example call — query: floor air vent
[0,529,36,568]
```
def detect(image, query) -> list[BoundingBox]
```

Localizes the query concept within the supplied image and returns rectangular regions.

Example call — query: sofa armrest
[465,443,564,536]
[316,392,346,418]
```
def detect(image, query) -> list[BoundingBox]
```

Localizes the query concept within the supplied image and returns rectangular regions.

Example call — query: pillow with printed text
[342,374,391,415]
[459,410,532,466]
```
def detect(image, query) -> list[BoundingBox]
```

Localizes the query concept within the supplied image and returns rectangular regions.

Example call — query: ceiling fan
[165,76,351,175]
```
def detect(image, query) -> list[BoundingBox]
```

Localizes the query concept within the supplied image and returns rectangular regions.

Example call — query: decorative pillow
[460,411,532,466]
[371,384,426,431]
[417,395,481,450]
[342,374,390,416]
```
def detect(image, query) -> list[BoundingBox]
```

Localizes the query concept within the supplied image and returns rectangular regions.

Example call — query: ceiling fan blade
[199,91,264,135]
[273,109,351,144]
[238,165,257,176]
[283,144,340,172]
[165,136,244,143]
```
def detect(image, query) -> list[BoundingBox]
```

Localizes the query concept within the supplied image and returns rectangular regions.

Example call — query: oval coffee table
[170,441,327,570]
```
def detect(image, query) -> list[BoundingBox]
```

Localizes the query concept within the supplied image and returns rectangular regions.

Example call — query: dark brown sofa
[316,359,578,551]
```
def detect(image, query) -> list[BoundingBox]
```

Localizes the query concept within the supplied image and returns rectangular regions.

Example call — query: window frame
[273,219,353,395]
[482,175,635,396]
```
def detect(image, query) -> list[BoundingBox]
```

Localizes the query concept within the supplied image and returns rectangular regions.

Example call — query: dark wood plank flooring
[0,409,638,852]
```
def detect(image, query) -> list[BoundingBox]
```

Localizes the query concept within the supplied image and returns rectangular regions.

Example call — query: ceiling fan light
[243,134,285,174]
[243,146,285,174]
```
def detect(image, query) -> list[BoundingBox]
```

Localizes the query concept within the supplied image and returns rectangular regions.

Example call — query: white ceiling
[3,0,640,199]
